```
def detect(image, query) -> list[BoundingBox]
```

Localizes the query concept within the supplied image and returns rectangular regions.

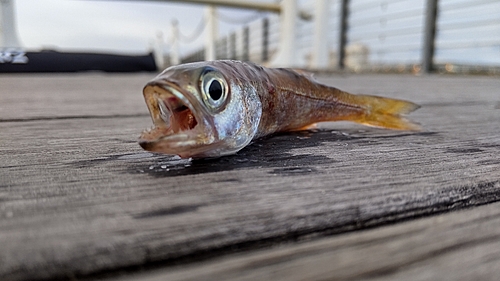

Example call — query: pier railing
[178,0,500,74]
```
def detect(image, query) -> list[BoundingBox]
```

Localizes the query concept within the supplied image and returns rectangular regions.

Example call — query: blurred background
[1,0,499,74]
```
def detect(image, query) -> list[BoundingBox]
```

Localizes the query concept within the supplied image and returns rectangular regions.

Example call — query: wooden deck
[1,72,499,281]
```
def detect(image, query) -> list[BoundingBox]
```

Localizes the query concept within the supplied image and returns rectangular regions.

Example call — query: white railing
[176,0,500,74]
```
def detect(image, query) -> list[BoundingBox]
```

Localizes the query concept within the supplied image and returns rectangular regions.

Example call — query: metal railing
[177,0,500,74]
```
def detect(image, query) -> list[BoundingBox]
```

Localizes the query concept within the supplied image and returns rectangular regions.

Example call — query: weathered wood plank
[109,200,500,281]
[1,73,499,120]
[1,74,500,281]
[0,73,151,120]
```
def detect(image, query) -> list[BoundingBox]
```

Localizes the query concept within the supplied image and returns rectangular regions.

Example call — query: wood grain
[0,73,151,120]
[110,200,500,281]
[1,73,499,281]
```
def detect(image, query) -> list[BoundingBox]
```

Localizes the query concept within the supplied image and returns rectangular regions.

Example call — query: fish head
[139,61,262,158]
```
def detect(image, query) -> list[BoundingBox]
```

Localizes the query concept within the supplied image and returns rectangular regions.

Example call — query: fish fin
[349,94,421,131]
[291,68,316,80]
[289,123,318,131]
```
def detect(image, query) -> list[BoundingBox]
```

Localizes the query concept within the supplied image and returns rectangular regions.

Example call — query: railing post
[0,0,21,47]
[312,0,329,69]
[218,37,227,60]
[215,39,221,60]
[229,32,236,60]
[204,5,217,61]
[153,32,165,70]
[270,0,299,67]
[170,20,180,65]
[243,26,249,61]
[262,18,269,63]
[337,0,349,69]
[422,0,438,73]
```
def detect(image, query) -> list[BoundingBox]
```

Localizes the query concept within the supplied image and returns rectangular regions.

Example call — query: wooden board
[0,73,151,120]
[1,73,500,281]
[110,200,500,281]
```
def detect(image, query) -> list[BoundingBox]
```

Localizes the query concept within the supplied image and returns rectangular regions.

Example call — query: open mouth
[155,91,197,133]
[139,84,201,151]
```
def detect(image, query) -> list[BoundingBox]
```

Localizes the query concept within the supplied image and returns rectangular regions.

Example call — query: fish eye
[208,79,223,101]
[201,70,228,111]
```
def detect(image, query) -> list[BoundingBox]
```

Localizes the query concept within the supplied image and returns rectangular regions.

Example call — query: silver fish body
[139,60,420,158]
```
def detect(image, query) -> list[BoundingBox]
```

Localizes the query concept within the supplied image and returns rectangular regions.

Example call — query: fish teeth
[171,140,197,148]
[140,125,161,139]
[161,134,190,141]
[157,97,172,127]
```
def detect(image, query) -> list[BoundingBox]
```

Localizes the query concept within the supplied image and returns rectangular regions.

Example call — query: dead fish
[139,60,420,158]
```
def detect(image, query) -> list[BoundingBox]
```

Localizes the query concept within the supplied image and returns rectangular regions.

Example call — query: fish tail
[344,94,421,131]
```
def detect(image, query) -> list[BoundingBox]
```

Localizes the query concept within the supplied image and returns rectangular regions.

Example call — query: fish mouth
[139,83,212,157]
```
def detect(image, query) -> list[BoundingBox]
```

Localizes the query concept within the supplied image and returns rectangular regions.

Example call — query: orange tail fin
[346,94,421,131]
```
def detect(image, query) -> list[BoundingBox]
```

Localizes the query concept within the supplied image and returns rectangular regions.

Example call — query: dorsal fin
[290,68,316,80]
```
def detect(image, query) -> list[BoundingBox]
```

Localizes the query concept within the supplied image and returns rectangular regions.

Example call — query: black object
[0,49,157,73]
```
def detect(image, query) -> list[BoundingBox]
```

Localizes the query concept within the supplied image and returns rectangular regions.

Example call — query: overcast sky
[13,0,270,55]
[9,0,500,65]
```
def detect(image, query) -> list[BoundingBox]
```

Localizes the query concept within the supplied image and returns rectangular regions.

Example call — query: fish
[139,60,420,159]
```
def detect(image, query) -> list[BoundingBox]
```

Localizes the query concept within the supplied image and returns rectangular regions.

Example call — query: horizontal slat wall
[347,0,426,66]
[435,0,500,66]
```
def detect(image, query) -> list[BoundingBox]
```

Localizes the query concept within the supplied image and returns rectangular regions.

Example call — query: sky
[13,0,270,55]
